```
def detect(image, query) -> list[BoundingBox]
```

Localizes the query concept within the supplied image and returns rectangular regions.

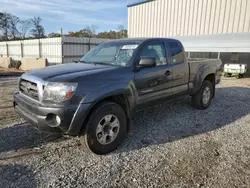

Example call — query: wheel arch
[191,67,216,96]
[204,73,216,97]
[80,93,133,135]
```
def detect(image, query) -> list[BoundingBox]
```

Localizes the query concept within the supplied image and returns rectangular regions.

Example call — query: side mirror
[139,57,156,68]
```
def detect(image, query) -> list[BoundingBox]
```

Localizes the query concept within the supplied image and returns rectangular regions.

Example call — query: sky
[0,0,143,34]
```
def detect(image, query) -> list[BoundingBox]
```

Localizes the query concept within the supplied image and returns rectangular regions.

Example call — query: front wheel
[192,80,213,110]
[238,74,243,78]
[80,102,127,155]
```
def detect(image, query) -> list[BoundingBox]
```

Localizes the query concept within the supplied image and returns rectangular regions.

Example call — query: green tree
[117,25,127,38]
[48,32,61,38]
[68,25,99,38]
[96,25,127,39]
[86,25,99,37]
[68,29,90,37]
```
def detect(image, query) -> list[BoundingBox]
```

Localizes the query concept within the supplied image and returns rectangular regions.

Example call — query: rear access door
[167,40,189,95]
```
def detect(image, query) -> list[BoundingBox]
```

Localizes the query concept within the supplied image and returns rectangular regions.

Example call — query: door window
[138,43,167,66]
[168,41,184,64]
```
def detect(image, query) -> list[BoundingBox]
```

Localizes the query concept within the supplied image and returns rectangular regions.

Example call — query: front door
[133,42,173,105]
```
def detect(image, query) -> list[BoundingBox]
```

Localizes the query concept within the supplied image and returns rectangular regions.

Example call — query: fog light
[46,113,61,127]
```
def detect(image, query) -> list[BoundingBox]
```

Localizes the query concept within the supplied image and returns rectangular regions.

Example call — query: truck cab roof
[101,37,181,45]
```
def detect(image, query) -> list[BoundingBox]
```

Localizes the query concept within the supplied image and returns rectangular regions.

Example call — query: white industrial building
[128,0,250,67]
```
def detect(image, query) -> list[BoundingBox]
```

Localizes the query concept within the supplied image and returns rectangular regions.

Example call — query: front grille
[19,79,39,100]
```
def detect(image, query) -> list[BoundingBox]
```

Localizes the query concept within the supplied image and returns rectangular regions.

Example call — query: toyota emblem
[26,82,31,93]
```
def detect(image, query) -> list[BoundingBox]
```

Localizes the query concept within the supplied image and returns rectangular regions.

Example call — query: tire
[237,74,244,79]
[192,80,213,110]
[80,101,127,155]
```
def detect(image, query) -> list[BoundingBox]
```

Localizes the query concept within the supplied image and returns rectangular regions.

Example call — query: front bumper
[216,76,221,84]
[216,71,221,85]
[13,91,91,135]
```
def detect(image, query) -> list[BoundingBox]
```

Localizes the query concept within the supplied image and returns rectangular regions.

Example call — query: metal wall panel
[22,39,40,58]
[40,38,62,65]
[0,37,108,65]
[0,42,7,56]
[128,0,250,37]
[6,41,21,60]
[62,37,109,63]
[62,37,89,64]
[0,38,62,65]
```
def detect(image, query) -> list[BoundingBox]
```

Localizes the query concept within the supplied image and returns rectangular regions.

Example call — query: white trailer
[224,63,248,78]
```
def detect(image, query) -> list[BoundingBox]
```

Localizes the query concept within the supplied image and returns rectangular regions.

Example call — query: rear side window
[168,41,184,64]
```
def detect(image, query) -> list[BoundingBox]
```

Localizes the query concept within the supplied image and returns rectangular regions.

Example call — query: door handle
[149,80,158,87]
[165,71,172,76]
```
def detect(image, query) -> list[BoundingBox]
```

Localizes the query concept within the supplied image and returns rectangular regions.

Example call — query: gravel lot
[0,77,250,188]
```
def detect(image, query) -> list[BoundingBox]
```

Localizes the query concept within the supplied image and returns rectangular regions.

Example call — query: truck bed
[188,58,221,63]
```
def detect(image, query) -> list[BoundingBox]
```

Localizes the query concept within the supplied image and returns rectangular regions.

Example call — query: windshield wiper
[91,62,113,66]
[78,61,118,66]
[77,60,90,63]
[76,60,97,64]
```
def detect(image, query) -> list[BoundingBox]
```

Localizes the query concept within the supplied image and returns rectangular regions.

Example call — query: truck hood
[25,63,116,81]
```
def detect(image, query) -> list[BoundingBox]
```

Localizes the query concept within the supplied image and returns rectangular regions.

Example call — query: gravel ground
[0,77,250,188]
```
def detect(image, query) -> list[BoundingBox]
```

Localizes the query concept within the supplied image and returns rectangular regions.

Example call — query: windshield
[80,42,139,67]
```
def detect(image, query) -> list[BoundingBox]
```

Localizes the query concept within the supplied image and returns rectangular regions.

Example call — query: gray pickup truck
[14,38,222,154]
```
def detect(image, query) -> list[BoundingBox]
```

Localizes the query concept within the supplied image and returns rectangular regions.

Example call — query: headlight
[43,82,78,103]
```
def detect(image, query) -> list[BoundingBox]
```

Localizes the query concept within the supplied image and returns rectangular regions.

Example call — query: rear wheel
[192,80,213,110]
[80,102,127,155]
